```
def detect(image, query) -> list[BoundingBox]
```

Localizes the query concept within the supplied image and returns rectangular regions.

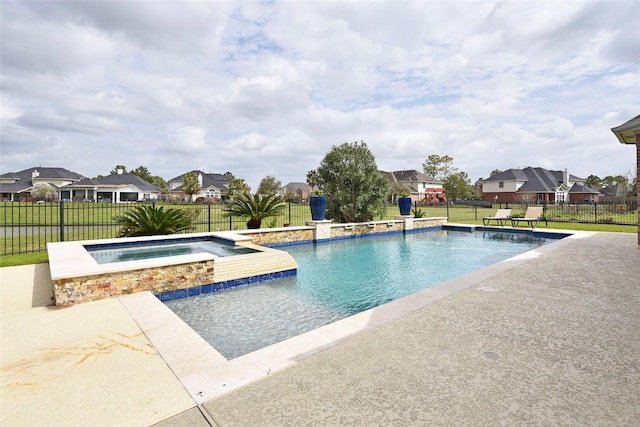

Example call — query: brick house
[482,167,600,204]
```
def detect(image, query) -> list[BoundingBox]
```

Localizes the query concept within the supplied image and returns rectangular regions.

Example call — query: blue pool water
[164,230,556,359]
[86,237,258,264]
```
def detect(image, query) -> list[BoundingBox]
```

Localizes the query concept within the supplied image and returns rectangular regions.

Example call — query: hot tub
[47,232,298,306]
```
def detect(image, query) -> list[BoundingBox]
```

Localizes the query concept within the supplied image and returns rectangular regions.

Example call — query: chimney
[117,168,124,175]
[198,173,203,187]
[31,169,40,179]
[563,169,569,186]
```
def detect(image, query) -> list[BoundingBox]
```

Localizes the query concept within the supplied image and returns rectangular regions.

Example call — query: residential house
[599,183,632,203]
[167,170,230,202]
[611,114,640,245]
[0,167,84,201]
[59,170,164,202]
[387,170,445,204]
[482,167,600,204]
[280,182,312,201]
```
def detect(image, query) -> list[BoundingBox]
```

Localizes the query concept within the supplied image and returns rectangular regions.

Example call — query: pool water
[164,230,553,359]
[86,238,258,264]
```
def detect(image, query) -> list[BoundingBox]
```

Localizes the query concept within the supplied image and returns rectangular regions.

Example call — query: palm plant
[224,192,285,229]
[114,205,194,237]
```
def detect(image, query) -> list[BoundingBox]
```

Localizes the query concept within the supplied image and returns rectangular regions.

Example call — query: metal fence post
[594,202,598,224]
[59,200,65,242]
[208,204,211,232]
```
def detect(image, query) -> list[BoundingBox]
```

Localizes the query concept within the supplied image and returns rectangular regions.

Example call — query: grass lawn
[1,219,636,268]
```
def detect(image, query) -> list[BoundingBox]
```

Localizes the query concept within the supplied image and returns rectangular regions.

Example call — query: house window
[556,191,565,204]
[120,192,138,202]
[206,189,220,198]
[499,181,504,188]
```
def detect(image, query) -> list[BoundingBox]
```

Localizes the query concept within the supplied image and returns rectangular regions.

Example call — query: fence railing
[1,201,637,256]
[497,201,638,225]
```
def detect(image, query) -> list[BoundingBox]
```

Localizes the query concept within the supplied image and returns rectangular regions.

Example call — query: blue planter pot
[398,197,412,216]
[310,196,327,220]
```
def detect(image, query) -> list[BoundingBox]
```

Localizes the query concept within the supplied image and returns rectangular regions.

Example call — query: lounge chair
[482,209,512,226]
[510,207,547,229]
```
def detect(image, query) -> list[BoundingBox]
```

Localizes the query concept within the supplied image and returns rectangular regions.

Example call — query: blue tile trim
[155,269,298,302]
[405,225,444,234]
[159,290,175,301]
[266,239,315,248]
[271,226,445,248]
[474,226,569,240]
[84,235,233,251]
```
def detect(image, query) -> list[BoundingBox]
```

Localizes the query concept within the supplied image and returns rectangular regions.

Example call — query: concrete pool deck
[1,230,639,425]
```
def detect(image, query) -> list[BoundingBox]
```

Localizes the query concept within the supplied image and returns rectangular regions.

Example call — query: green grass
[457,219,638,233]
[2,218,635,268]
[1,251,49,267]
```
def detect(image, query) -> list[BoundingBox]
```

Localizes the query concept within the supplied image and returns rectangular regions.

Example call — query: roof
[568,183,600,194]
[282,182,311,190]
[0,166,84,193]
[61,173,164,193]
[95,173,164,192]
[168,170,230,192]
[484,169,528,182]
[485,167,588,194]
[611,114,640,144]
[387,170,441,184]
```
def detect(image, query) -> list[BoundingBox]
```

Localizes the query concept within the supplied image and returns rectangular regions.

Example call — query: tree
[31,182,57,202]
[182,172,201,202]
[585,174,603,188]
[114,205,194,237]
[110,165,128,175]
[489,169,502,177]
[389,182,410,203]
[422,154,457,180]
[603,175,628,187]
[130,165,168,191]
[130,166,152,181]
[316,141,390,223]
[443,171,472,201]
[224,172,251,199]
[306,170,320,193]
[470,177,484,200]
[224,192,285,229]
[257,176,282,196]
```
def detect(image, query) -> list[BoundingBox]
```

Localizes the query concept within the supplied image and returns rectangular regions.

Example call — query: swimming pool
[165,229,557,359]
[85,237,259,264]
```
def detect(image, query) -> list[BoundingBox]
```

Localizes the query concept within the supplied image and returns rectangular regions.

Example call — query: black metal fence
[498,201,638,225]
[1,201,637,256]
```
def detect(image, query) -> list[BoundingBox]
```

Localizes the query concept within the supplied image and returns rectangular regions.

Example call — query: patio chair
[482,209,512,226]
[510,207,547,229]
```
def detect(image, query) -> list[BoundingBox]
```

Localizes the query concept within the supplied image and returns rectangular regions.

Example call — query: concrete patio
[1,231,639,426]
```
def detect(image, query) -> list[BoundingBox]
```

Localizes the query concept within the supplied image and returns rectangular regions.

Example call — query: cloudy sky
[1,1,638,190]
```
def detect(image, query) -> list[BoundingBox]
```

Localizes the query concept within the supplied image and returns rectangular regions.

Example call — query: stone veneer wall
[413,217,447,229]
[52,217,448,306]
[237,227,315,246]
[53,260,215,306]
[329,221,404,238]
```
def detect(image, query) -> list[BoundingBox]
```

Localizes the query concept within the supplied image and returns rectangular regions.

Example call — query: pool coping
[119,226,588,404]
[47,231,256,280]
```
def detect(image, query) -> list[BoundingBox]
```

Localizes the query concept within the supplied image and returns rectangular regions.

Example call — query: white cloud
[0,1,637,188]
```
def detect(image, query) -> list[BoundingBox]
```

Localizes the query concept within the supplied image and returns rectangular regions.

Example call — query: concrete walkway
[1,264,196,426]
[2,231,639,426]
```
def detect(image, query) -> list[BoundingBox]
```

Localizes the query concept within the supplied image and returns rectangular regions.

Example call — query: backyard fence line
[1,201,637,256]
